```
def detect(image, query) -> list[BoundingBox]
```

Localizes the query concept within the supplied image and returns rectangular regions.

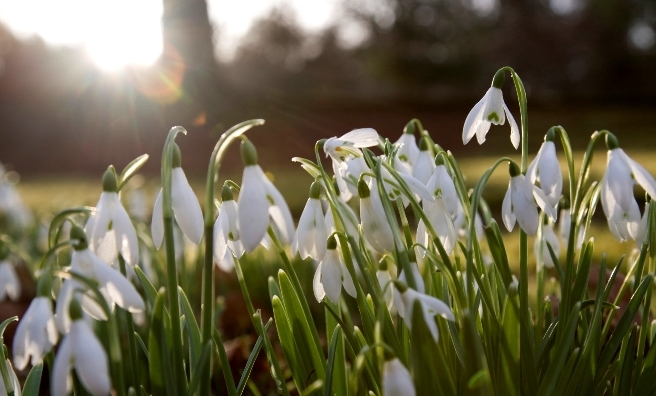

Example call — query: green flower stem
[161,126,189,395]
[118,254,140,388]
[200,120,264,396]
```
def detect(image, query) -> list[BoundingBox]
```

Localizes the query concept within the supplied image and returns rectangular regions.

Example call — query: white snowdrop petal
[532,185,557,222]
[0,262,20,301]
[486,88,505,125]
[463,98,486,145]
[413,151,435,185]
[151,189,164,249]
[112,197,139,265]
[505,103,520,149]
[85,193,111,250]
[52,336,73,396]
[171,168,204,245]
[502,181,516,232]
[213,211,229,263]
[341,261,357,298]
[72,322,111,396]
[475,120,492,145]
[91,256,144,313]
[340,128,379,148]
[313,263,326,303]
[398,172,434,203]
[623,150,656,199]
[383,359,416,396]
[238,166,270,252]
[264,182,295,245]
[321,255,342,304]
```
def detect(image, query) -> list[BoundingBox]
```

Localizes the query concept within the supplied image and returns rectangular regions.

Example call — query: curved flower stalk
[213,185,244,270]
[601,135,656,241]
[13,277,57,370]
[292,182,327,260]
[313,236,356,303]
[237,139,295,253]
[383,358,416,396]
[527,129,562,209]
[394,281,455,342]
[502,163,557,236]
[0,260,20,302]
[413,136,435,185]
[359,178,395,253]
[152,143,204,249]
[463,70,520,149]
[534,221,560,268]
[324,128,379,201]
[56,226,145,333]
[85,167,139,265]
[0,359,21,396]
[52,301,111,396]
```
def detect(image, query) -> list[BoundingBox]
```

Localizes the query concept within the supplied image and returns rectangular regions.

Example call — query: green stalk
[118,254,140,388]
[161,126,188,395]
[200,120,265,396]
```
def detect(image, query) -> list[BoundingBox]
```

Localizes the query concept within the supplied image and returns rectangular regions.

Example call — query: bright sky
[0,0,341,70]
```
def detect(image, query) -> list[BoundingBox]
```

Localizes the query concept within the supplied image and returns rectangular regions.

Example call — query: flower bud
[68,298,83,321]
[545,127,557,142]
[172,143,182,168]
[36,275,52,297]
[403,120,416,136]
[492,69,505,89]
[358,179,370,199]
[509,162,521,177]
[70,224,88,251]
[309,181,322,200]
[221,184,234,202]
[240,139,258,166]
[102,167,117,192]
[605,133,619,150]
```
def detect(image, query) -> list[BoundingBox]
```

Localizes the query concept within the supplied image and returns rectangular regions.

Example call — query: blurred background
[0,0,655,178]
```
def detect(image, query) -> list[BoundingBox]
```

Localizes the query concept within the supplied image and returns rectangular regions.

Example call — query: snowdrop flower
[463,70,520,149]
[527,129,562,209]
[13,277,58,370]
[213,185,244,268]
[412,136,435,185]
[152,144,204,249]
[377,259,394,311]
[637,202,652,245]
[324,128,379,201]
[601,136,656,241]
[558,207,584,252]
[534,221,560,268]
[383,358,416,396]
[417,159,458,255]
[237,140,295,252]
[85,167,139,265]
[502,163,557,236]
[292,182,327,260]
[56,226,144,333]
[325,196,360,246]
[0,260,20,302]
[0,359,21,396]
[454,203,484,240]
[359,179,395,253]
[425,157,458,217]
[394,123,420,174]
[52,301,111,396]
[394,281,455,342]
[313,236,357,303]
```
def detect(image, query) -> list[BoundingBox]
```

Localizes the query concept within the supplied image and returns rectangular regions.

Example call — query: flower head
[313,236,357,303]
[237,140,295,252]
[213,185,244,269]
[534,221,560,268]
[463,71,520,149]
[0,260,20,302]
[359,179,395,253]
[412,136,435,185]
[383,358,416,396]
[502,163,556,236]
[152,145,204,249]
[527,130,562,209]
[601,137,656,241]
[394,126,419,174]
[85,167,139,265]
[292,182,327,260]
[395,282,455,342]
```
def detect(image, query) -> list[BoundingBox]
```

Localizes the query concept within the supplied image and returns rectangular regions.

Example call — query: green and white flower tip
[56,225,145,333]
[463,69,520,149]
[213,184,244,271]
[237,139,295,252]
[0,359,21,396]
[0,259,20,302]
[359,178,395,253]
[152,143,204,249]
[85,166,139,265]
[412,136,435,185]
[52,299,111,396]
[527,128,562,209]
[383,358,416,396]
[292,181,327,260]
[394,280,455,342]
[313,235,356,303]
[13,276,58,370]
[601,134,656,241]
[535,219,560,269]
[502,162,557,236]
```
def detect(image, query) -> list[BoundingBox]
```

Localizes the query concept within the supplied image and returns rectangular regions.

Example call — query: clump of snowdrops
[2,66,656,396]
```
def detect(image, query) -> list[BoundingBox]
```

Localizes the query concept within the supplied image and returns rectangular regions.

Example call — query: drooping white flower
[213,186,244,268]
[85,168,139,265]
[359,179,395,253]
[13,291,58,370]
[0,359,21,396]
[527,133,562,209]
[558,208,584,252]
[412,137,435,185]
[324,128,379,201]
[292,182,327,260]
[56,226,144,333]
[601,142,656,242]
[383,358,416,396]
[394,128,420,174]
[463,71,520,149]
[0,260,20,302]
[237,140,295,253]
[313,237,357,303]
[417,199,457,256]
[425,160,458,218]
[395,282,455,342]
[52,318,111,396]
[534,221,560,268]
[502,164,557,236]
[152,167,204,249]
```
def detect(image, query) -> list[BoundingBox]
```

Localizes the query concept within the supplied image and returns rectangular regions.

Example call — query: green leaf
[187,341,212,396]
[178,287,202,379]
[134,265,158,308]
[237,320,271,396]
[324,325,343,396]
[21,362,43,396]
[118,154,149,191]
[135,331,149,362]
[148,289,167,396]
[616,326,637,395]
[291,157,322,179]
[483,220,513,287]
[0,316,17,338]
[271,295,308,392]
